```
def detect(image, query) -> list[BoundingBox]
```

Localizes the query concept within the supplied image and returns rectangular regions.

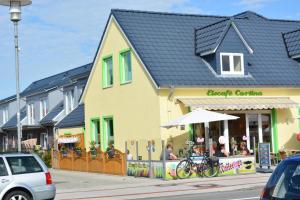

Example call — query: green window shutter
[102,55,113,88]
[119,49,132,84]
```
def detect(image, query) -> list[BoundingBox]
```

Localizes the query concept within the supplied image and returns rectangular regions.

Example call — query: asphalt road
[140,186,261,200]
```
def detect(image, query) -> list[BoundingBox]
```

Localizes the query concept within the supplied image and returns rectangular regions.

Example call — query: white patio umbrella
[162,108,239,128]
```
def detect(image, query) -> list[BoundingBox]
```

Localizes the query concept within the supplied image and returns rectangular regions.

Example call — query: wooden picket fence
[51,148,126,176]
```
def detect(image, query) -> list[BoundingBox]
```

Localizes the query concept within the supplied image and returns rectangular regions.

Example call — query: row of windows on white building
[1,89,79,126]
[26,89,77,125]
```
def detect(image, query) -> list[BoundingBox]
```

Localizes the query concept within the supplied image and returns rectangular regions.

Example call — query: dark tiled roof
[283,29,300,58]
[111,9,300,86]
[21,63,92,97]
[233,11,267,20]
[40,101,64,125]
[195,18,230,55]
[2,107,26,130]
[56,104,84,128]
[0,95,16,105]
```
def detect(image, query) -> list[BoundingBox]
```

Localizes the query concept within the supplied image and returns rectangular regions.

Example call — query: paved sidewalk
[51,169,162,191]
[52,169,271,200]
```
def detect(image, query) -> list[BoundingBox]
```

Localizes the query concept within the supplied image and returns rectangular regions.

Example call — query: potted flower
[74,146,82,157]
[60,146,68,157]
[89,141,97,158]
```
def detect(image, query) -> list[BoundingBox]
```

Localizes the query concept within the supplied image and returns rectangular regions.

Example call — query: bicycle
[176,150,220,179]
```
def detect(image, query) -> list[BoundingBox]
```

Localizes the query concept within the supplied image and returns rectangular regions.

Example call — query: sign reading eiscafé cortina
[207,90,263,97]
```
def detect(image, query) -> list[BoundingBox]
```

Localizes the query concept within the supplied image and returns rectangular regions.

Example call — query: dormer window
[2,106,8,124]
[220,53,244,75]
[27,103,35,125]
[40,98,48,119]
[65,89,74,114]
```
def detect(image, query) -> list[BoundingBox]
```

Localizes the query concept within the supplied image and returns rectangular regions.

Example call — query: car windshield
[6,156,43,175]
[272,162,300,199]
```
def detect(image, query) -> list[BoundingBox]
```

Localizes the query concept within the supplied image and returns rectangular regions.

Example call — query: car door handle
[1,179,9,183]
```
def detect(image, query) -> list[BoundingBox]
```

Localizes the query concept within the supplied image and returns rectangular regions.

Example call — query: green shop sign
[207,90,263,97]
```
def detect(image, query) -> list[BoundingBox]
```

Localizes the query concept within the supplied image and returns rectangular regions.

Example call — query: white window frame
[39,98,48,119]
[77,87,83,98]
[27,103,35,125]
[40,133,48,149]
[2,106,9,124]
[65,90,74,114]
[220,53,244,75]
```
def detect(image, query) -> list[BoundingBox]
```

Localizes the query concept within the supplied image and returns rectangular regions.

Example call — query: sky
[0,0,300,99]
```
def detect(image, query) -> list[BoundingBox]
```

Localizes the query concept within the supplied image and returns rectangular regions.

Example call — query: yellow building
[80,9,300,159]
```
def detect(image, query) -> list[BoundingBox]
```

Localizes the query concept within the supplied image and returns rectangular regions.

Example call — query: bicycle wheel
[176,159,192,179]
[201,160,219,178]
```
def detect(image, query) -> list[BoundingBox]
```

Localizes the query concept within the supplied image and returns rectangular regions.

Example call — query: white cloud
[237,0,277,9]
[0,0,197,99]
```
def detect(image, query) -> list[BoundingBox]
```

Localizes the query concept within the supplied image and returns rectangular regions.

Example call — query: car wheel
[4,190,32,200]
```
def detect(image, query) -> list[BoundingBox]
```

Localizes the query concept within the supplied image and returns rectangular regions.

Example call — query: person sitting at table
[192,145,201,156]
[240,142,250,156]
[126,149,133,160]
[232,144,238,156]
[214,144,229,157]
[160,144,177,160]
[211,141,218,156]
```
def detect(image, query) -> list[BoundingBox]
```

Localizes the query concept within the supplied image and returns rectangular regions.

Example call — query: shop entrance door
[248,114,259,152]
[261,114,272,149]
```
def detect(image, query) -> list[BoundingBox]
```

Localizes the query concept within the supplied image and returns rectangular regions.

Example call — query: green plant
[60,146,68,154]
[89,141,97,157]
[34,150,52,168]
[43,151,52,168]
[75,146,82,151]
[74,146,82,156]
[90,141,96,151]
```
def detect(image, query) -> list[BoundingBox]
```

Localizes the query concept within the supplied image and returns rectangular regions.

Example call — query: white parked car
[0,153,56,200]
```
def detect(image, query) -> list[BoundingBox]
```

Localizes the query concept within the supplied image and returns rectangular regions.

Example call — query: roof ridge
[30,63,92,85]
[283,28,300,36]
[195,18,230,31]
[233,10,267,19]
[111,8,228,19]
[0,94,16,104]
[269,18,300,23]
[111,9,300,25]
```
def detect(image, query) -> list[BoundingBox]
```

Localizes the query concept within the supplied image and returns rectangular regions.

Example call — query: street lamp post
[0,0,31,152]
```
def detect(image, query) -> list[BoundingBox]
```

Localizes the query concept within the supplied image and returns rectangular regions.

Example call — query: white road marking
[228,197,259,200]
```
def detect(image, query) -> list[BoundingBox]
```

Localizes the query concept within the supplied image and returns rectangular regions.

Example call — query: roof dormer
[195,18,253,56]
[283,29,300,61]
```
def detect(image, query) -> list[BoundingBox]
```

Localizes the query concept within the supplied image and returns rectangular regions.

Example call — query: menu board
[258,143,271,167]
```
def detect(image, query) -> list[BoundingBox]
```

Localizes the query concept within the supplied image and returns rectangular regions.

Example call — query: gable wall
[216,26,250,75]
[83,18,161,155]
